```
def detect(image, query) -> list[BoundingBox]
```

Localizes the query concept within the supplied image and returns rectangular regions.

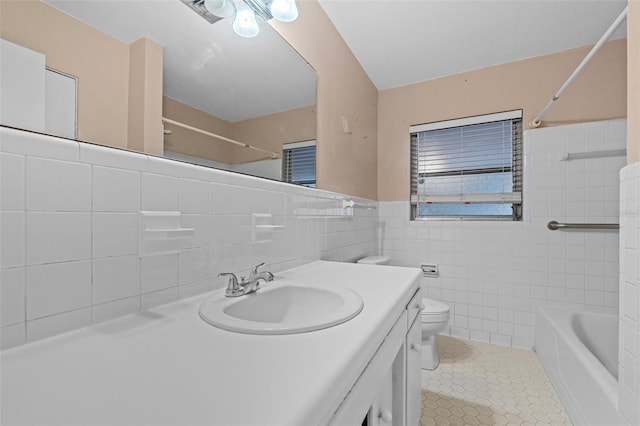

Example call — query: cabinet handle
[410,343,420,352]
[378,409,392,423]
[416,303,425,311]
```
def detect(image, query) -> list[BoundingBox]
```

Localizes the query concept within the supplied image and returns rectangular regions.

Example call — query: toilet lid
[421,298,450,315]
[357,256,391,265]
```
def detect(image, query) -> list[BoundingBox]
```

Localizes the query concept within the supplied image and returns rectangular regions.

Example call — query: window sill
[412,216,521,222]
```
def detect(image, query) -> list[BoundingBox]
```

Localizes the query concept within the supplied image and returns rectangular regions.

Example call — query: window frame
[410,110,523,221]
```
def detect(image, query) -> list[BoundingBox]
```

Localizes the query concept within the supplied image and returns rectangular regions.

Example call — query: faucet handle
[219,273,244,297]
[248,262,266,278]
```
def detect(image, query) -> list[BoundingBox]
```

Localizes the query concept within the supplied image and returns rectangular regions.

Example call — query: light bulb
[269,0,298,22]
[232,1,260,38]
[204,0,234,18]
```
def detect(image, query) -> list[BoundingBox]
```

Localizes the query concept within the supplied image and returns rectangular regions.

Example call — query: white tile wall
[0,211,24,268]
[141,252,180,293]
[180,214,209,249]
[92,213,138,257]
[92,166,140,212]
[0,126,377,349]
[93,296,140,324]
[1,152,25,210]
[141,173,179,211]
[6,119,623,359]
[27,308,92,342]
[179,248,210,285]
[79,142,148,172]
[1,267,24,327]
[179,179,209,214]
[25,261,92,320]
[379,119,626,351]
[26,157,91,211]
[619,161,640,425]
[92,256,140,304]
[26,212,92,265]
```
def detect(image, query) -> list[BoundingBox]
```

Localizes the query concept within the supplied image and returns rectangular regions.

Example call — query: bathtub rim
[534,306,627,426]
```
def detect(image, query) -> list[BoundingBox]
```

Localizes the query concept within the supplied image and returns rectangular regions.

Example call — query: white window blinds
[282,140,316,188]
[410,110,522,219]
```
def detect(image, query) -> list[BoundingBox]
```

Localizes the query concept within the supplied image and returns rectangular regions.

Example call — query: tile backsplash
[0,119,628,352]
[379,119,626,350]
[0,127,378,349]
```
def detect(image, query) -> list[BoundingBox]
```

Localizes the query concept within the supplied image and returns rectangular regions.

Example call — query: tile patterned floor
[420,336,572,426]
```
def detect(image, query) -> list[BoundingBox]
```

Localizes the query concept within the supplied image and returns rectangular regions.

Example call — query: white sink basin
[199,283,364,334]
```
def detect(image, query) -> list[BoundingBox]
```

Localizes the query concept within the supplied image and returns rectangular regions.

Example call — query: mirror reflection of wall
[0,39,76,139]
[0,0,317,185]
[44,68,77,140]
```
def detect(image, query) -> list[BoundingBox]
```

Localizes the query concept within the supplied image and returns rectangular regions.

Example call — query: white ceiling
[318,0,628,90]
[44,0,317,122]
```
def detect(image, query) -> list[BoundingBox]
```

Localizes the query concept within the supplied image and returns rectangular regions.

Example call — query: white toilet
[419,298,450,370]
[357,256,450,370]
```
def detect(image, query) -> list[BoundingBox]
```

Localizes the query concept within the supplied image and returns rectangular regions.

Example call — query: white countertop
[1,261,421,426]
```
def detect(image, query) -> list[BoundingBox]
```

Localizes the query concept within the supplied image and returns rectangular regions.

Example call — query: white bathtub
[535,307,628,426]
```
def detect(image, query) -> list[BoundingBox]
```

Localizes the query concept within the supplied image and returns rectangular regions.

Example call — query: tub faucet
[219,262,274,297]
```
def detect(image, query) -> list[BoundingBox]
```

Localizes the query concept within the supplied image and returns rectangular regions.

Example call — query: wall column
[128,37,163,156]
[270,1,379,200]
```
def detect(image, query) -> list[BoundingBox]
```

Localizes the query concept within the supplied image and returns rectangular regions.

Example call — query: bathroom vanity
[0,261,422,425]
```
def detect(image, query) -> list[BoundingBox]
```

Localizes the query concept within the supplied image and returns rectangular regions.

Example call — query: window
[410,110,522,220]
[282,140,316,187]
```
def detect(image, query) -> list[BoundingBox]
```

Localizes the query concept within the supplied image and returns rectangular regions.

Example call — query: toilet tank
[357,256,391,265]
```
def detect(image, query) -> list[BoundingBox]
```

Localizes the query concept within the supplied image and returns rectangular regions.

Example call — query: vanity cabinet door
[405,316,422,426]
[377,368,393,425]
[365,368,394,426]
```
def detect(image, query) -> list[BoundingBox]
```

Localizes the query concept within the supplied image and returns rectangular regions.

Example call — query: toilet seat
[421,298,450,323]
[421,312,450,323]
[422,298,449,314]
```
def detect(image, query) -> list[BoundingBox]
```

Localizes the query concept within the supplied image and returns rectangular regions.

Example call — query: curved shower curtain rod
[530,6,628,128]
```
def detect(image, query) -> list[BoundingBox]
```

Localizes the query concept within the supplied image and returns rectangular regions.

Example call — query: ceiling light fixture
[204,0,235,18]
[269,0,298,22]
[232,1,260,38]
[182,0,299,38]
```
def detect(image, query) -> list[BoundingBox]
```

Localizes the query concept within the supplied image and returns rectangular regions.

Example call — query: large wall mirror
[0,0,317,185]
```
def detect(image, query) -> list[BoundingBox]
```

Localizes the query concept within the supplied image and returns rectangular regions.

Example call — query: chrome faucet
[219,262,274,297]
[248,262,274,285]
